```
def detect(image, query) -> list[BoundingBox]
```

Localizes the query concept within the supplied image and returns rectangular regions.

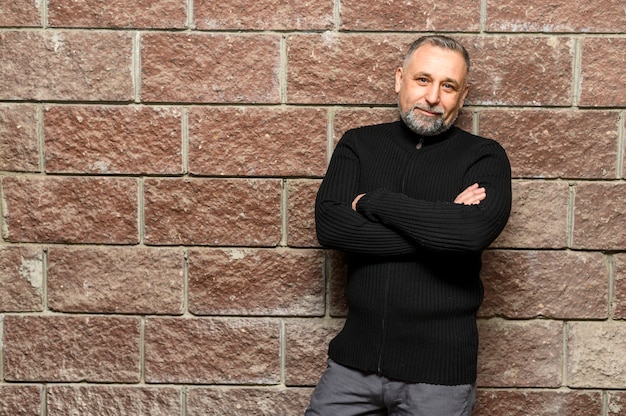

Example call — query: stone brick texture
[1,0,625,414]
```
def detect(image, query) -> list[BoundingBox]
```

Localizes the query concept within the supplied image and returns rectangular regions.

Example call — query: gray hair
[403,35,470,74]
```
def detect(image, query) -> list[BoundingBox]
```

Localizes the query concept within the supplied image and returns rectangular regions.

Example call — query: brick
[2,176,138,244]
[141,33,280,103]
[47,246,184,314]
[573,182,626,250]
[486,0,626,33]
[480,250,608,319]
[0,246,43,312]
[188,107,327,177]
[608,391,626,416]
[48,0,186,28]
[0,104,39,172]
[479,109,619,179]
[477,319,563,387]
[186,387,313,416]
[465,36,574,106]
[284,318,344,386]
[0,31,133,101]
[144,317,280,384]
[475,390,602,416]
[287,34,411,105]
[328,250,348,317]
[0,0,41,26]
[287,180,321,247]
[341,0,480,31]
[144,178,281,246]
[194,0,333,30]
[333,108,400,144]
[44,105,182,175]
[613,254,626,319]
[492,181,569,249]
[47,386,180,416]
[568,321,626,388]
[0,385,41,416]
[580,38,626,107]
[188,248,324,316]
[4,315,140,382]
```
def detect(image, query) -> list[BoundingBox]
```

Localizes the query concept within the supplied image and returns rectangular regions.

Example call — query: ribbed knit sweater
[315,120,512,385]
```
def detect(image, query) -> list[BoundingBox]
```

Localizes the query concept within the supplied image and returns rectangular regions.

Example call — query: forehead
[405,45,468,83]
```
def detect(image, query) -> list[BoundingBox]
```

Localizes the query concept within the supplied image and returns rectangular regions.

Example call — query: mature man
[306,35,512,416]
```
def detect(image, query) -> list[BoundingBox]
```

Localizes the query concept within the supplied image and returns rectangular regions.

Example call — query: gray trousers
[305,359,476,416]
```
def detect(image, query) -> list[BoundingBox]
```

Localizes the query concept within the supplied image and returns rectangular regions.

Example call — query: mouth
[412,104,443,118]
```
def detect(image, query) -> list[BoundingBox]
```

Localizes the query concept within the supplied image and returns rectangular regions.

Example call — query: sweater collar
[394,120,457,151]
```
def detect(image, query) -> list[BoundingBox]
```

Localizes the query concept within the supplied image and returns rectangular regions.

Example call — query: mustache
[410,103,444,115]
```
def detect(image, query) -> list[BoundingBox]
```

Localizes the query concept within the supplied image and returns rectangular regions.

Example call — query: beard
[399,102,457,136]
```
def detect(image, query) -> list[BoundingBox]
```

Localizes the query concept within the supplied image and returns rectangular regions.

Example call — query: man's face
[395,44,470,136]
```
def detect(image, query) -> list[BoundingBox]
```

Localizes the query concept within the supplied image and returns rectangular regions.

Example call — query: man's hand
[352,193,366,211]
[454,183,486,205]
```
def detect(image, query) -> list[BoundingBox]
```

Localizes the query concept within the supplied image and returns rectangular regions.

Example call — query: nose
[424,84,440,106]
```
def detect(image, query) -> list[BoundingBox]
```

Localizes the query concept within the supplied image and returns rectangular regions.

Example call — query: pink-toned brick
[144,178,281,246]
[573,182,626,250]
[47,386,180,416]
[492,181,569,249]
[0,385,41,416]
[48,0,186,28]
[287,179,321,247]
[486,0,626,33]
[580,38,626,107]
[480,250,608,319]
[341,0,480,31]
[0,31,133,101]
[614,254,626,319]
[608,391,626,416]
[44,105,182,175]
[328,250,348,317]
[145,317,280,384]
[186,387,313,415]
[479,109,619,179]
[194,0,333,30]
[0,246,43,312]
[285,318,344,386]
[0,0,41,26]
[475,390,602,416]
[188,248,324,316]
[477,319,563,387]
[141,33,280,103]
[0,104,39,172]
[4,315,140,383]
[188,107,327,177]
[47,246,184,314]
[2,176,138,244]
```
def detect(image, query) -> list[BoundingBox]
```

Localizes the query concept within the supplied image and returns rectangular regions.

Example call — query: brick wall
[1,0,625,415]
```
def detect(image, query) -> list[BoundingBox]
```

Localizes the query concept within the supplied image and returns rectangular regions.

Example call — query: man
[306,35,512,416]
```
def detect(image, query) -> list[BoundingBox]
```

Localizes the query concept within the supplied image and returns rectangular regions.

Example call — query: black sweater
[315,120,512,385]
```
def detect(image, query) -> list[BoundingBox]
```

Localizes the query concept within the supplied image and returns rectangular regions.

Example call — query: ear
[395,67,403,94]
[459,83,470,107]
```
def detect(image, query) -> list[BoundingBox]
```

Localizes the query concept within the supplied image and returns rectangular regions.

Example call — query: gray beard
[400,103,456,136]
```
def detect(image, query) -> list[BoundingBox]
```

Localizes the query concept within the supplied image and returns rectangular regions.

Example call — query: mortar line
[566,183,576,248]
[572,37,582,108]
[617,111,624,179]
[187,0,194,29]
[37,105,45,173]
[138,179,145,245]
[40,0,47,28]
[279,318,287,386]
[182,108,189,175]
[280,35,288,105]
[607,254,615,320]
[480,0,488,33]
[280,179,288,247]
[133,32,141,103]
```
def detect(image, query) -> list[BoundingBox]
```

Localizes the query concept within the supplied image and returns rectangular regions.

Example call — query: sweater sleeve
[356,141,512,252]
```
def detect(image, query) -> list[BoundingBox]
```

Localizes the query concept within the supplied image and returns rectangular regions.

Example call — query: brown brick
[580,38,626,107]
[4,315,140,382]
[333,108,400,144]
[341,0,480,31]
[285,318,344,386]
[477,319,563,387]
[287,34,411,105]
[141,33,280,103]
[465,36,574,106]
[568,321,626,388]
[188,107,327,177]
[186,387,313,416]
[47,386,180,416]
[0,246,43,312]
[492,181,569,249]
[188,248,324,316]
[0,385,41,416]
[608,391,626,416]
[475,390,602,416]
[2,176,138,244]
[48,0,186,28]
[47,246,184,314]
[479,110,619,179]
[144,178,281,246]
[0,31,133,101]
[144,317,280,384]
[573,182,626,250]
[486,0,626,33]
[44,105,182,175]
[613,254,626,319]
[0,104,39,172]
[287,180,321,247]
[194,0,333,30]
[328,250,348,317]
[480,250,608,319]
[0,0,40,26]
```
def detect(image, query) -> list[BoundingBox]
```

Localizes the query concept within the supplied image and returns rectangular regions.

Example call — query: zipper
[401,138,424,193]
[376,265,391,375]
